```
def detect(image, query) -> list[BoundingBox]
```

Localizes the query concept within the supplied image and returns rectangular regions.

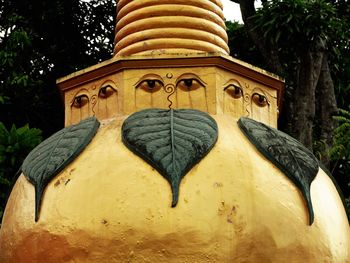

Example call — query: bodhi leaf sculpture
[238,117,319,225]
[122,108,218,207]
[19,113,324,225]
[22,117,100,221]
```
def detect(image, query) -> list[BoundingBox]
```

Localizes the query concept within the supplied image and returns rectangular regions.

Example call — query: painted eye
[225,84,243,99]
[99,85,115,99]
[252,93,269,107]
[147,80,156,88]
[135,74,164,92]
[183,79,193,88]
[177,78,204,91]
[72,95,89,108]
[137,79,163,92]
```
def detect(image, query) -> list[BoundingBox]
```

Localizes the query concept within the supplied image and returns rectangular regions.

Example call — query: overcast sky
[222,0,242,22]
[222,0,262,23]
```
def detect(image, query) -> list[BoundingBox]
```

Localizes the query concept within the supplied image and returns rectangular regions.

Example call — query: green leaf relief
[122,109,218,207]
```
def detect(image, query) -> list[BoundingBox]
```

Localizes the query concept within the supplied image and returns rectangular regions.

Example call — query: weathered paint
[1,115,349,262]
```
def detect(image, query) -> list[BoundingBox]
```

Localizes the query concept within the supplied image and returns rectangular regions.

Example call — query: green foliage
[334,55,350,108]
[225,21,265,69]
[236,0,349,80]
[0,0,115,221]
[331,107,350,160]
[227,0,350,219]
[330,106,350,220]
[254,0,341,47]
[0,0,116,135]
[0,123,42,220]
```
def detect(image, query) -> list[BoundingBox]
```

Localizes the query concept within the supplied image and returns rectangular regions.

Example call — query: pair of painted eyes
[138,78,201,91]
[72,86,115,108]
[226,84,269,107]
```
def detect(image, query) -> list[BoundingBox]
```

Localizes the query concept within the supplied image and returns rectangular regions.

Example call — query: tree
[0,123,42,220]
[229,0,350,219]
[330,106,350,219]
[0,0,116,221]
[231,0,349,166]
[225,21,265,68]
[0,0,116,135]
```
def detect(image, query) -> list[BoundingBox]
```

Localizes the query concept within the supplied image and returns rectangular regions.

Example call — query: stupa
[0,0,349,262]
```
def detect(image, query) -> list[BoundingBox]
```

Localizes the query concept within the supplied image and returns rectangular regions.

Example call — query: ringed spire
[114,0,230,56]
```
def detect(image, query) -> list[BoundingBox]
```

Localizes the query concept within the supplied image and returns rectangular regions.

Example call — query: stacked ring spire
[114,0,230,56]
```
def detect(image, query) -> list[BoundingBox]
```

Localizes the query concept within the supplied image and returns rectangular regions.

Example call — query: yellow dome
[114,0,230,56]
[0,115,349,262]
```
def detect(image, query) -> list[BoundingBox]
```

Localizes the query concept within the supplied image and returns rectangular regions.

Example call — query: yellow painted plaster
[1,115,349,262]
[59,54,282,128]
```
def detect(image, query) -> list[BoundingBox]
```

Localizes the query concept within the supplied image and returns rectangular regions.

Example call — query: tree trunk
[316,54,338,166]
[292,40,325,149]
[235,0,336,154]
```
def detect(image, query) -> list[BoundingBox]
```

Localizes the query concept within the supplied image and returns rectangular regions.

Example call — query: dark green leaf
[238,117,319,225]
[122,109,218,207]
[22,117,100,221]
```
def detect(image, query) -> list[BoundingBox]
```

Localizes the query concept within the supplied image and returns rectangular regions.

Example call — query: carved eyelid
[252,92,269,100]
[71,94,89,108]
[99,85,116,98]
[224,83,243,99]
[134,74,164,87]
[223,79,242,88]
[224,83,242,91]
[252,92,270,106]
[99,84,116,91]
[71,92,89,106]
[176,73,206,87]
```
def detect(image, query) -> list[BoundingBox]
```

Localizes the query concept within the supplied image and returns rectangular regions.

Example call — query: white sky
[222,0,262,23]
[222,0,242,22]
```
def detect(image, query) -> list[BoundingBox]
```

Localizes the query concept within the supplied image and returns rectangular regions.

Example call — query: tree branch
[237,0,284,75]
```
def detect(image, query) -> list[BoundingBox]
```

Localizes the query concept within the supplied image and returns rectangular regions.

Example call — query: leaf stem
[170,109,176,173]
